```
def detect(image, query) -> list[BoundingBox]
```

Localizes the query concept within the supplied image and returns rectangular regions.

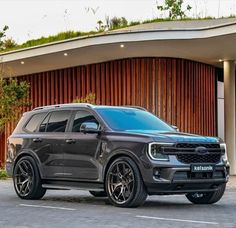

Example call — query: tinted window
[96,108,174,132]
[25,113,46,132]
[39,113,50,132]
[39,111,71,132]
[72,110,98,132]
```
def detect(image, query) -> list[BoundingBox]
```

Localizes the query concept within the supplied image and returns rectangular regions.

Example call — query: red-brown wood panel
[0,57,217,167]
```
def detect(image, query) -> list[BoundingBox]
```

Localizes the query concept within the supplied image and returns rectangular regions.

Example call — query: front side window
[72,110,98,132]
[39,110,71,132]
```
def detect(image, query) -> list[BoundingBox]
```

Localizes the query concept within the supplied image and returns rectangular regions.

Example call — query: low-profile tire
[13,156,46,200]
[186,183,226,204]
[89,191,107,197]
[105,156,147,208]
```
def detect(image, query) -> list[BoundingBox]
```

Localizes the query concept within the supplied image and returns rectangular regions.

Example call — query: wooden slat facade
[0,57,217,166]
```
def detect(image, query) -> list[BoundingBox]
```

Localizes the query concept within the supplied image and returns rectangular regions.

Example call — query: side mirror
[172,125,179,132]
[80,122,100,134]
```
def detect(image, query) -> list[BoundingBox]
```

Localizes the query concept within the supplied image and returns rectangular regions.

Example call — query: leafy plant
[0,25,9,50]
[157,0,192,19]
[129,21,141,26]
[96,16,128,32]
[0,78,30,132]
[73,93,96,104]
[2,38,17,50]
[108,17,128,30]
[96,20,107,32]
[0,169,8,180]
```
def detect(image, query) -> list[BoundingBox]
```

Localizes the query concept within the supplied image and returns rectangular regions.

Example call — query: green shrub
[129,21,141,26]
[0,79,30,132]
[0,169,8,180]
[73,93,96,104]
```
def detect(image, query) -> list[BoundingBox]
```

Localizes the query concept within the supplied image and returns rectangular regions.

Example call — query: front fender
[102,148,148,181]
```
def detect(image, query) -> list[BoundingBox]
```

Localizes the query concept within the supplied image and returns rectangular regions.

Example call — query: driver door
[63,109,101,180]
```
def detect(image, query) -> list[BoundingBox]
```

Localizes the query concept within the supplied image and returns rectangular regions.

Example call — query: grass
[1,15,236,53]
[1,30,98,53]
[0,169,8,180]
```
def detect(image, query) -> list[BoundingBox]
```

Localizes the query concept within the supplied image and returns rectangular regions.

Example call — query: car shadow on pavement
[141,200,225,209]
[42,195,111,206]
[40,193,228,209]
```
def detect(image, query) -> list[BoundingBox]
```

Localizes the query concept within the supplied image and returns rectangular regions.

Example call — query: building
[0,18,236,174]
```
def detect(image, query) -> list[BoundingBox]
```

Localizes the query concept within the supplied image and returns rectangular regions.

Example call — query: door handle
[33,138,42,143]
[65,139,76,144]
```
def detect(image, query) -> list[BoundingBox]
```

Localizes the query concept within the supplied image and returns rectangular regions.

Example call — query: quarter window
[25,113,46,132]
[72,111,98,132]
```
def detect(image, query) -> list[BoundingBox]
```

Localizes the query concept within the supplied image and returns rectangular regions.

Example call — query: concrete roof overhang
[1,18,236,76]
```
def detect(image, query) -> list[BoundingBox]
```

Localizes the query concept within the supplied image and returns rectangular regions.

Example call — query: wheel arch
[13,150,43,179]
[103,149,143,181]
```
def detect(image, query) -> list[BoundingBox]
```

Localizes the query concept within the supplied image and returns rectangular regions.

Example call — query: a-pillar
[224,60,236,175]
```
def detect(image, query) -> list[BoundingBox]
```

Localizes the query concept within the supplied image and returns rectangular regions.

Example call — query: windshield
[96,108,175,132]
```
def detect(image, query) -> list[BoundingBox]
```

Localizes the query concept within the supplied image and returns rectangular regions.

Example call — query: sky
[1,0,236,44]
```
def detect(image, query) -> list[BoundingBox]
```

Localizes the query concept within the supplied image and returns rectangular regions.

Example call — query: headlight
[148,142,174,161]
[220,143,228,162]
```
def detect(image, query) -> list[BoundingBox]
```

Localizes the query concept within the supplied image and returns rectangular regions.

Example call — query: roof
[32,103,93,111]
[1,18,236,76]
[32,103,147,112]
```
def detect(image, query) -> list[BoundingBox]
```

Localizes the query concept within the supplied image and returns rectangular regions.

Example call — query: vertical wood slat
[0,57,217,167]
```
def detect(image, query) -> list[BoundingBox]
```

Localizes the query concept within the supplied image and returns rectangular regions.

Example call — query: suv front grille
[176,143,220,149]
[163,143,222,164]
[176,154,221,164]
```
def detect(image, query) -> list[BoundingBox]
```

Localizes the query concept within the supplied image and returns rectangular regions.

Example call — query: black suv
[6,104,229,207]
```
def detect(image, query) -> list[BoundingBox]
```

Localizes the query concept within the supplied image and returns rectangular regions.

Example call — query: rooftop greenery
[0,15,236,54]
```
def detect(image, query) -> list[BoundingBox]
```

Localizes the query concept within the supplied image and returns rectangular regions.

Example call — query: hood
[124,130,220,143]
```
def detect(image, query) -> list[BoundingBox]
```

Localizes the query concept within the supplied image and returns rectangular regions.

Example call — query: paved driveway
[0,180,236,228]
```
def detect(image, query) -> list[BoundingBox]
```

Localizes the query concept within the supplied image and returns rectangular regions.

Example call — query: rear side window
[39,114,50,132]
[24,113,47,132]
[39,110,71,132]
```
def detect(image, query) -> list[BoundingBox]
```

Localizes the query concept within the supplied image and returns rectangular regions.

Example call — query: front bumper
[141,159,230,195]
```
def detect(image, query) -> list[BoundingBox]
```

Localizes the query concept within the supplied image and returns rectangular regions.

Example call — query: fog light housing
[153,168,161,178]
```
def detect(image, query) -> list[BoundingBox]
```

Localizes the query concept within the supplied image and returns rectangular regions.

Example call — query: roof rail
[32,103,93,111]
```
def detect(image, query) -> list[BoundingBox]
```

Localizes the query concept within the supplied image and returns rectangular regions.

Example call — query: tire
[186,183,226,204]
[13,156,46,200]
[89,191,107,197]
[105,156,147,208]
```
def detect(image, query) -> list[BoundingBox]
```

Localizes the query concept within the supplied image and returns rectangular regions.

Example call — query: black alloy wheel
[106,156,147,207]
[13,156,46,200]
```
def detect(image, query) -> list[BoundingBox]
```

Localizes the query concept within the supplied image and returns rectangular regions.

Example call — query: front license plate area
[191,164,214,173]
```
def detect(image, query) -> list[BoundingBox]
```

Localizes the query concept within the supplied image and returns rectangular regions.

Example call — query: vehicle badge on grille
[195,146,208,155]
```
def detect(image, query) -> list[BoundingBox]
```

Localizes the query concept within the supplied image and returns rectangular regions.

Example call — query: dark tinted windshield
[96,108,174,132]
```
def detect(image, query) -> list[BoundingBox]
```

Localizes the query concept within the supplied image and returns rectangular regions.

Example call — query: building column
[224,60,236,175]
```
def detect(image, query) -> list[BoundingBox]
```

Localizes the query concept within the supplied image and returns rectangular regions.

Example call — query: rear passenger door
[37,110,72,179]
